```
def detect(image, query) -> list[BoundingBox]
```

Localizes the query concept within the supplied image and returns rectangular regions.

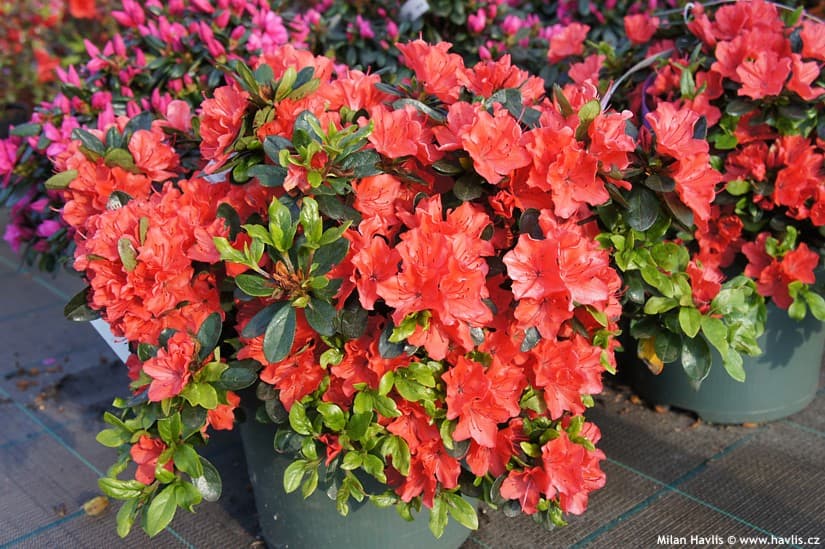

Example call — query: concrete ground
[0,217,823,548]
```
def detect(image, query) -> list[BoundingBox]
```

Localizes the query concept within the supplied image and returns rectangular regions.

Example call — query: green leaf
[10,122,41,137]
[722,350,746,382]
[283,461,307,493]
[305,298,337,336]
[173,445,204,478]
[268,198,297,253]
[803,290,825,321]
[347,411,372,441]
[44,169,78,190]
[193,457,222,502]
[104,148,138,172]
[678,307,702,338]
[317,402,347,431]
[700,316,729,357]
[241,302,282,338]
[313,239,350,276]
[218,366,258,391]
[235,273,274,297]
[196,313,222,362]
[181,383,219,409]
[213,236,246,264]
[300,197,323,244]
[144,484,178,537]
[247,164,287,187]
[626,186,660,232]
[96,428,130,448]
[445,493,478,530]
[289,401,313,435]
[379,322,405,358]
[576,99,601,140]
[520,326,541,352]
[174,482,203,512]
[644,297,678,315]
[265,398,289,424]
[654,330,681,363]
[263,303,296,363]
[264,135,292,162]
[64,287,100,321]
[680,335,711,382]
[362,454,387,483]
[157,413,182,443]
[429,495,449,539]
[116,499,138,538]
[301,468,319,499]
[72,128,106,157]
[117,238,138,272]
[99,478,146,499]
[181,407,208,440]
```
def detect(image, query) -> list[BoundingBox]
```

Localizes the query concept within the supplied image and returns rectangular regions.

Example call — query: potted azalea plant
[51,41,634,545]
[596,0,825,423]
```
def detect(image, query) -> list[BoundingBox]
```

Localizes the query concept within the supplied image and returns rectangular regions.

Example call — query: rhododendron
[47,39,626,539]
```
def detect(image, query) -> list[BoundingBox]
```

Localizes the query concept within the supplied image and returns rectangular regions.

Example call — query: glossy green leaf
[241,302,282,338]
[218,367,258,391]
[289,401,313,435]
[116,498,138,538]
[626,186,660,232]
[64,287,100,321]
[317,402,347,431]
[196,313,222,361]
[445,493,479,530]
[263,303,296,363]
[653,330,681,363]
[283,461,307,493]
[173,445,203,478]
[193,457,222,502]
[678,307,702,338]
[305,298,336,336]
[680,335,711,382]
[145,484,178,537]
[235,273,274,297]
[429,495,449,539]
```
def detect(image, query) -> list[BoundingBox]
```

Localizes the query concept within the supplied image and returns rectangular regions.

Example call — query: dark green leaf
[265,398,289,424]
[241,302,282,338]
[520,327,541,352]
[681,335,711,382]
[123,111,154,136]
[72,128,106,156]
[263,303,296,363]
[313,239,349,276]
[248,164,287,187]
[379,322,405,358]
[653,330,681,363]
[347,411,372,441]
[626,186,660,232]
[216,203,241,240]
[644,174,675,193]
[453,176,484,201]
[218,367,258,391]
[64,287,100,321]
[339,301,368,340]
[305,298,337,336]
[145,484,178,537]
[10,123,41,137]
[263,135,292,162]
[196,313,222,362]
[316,195,362,224]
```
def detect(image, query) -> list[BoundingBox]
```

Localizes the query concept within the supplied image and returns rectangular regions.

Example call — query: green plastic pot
[238,416,473,549]
[625,303,825,424]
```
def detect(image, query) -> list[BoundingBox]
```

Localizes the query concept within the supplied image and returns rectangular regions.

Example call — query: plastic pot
[238,415,473,549]
[625,303,824,424]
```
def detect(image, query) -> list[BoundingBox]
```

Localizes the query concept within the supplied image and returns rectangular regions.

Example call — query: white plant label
[91,318,131,363]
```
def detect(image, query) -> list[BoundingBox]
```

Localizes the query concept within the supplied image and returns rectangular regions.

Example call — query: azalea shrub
[51,41,636,537]
[0,0,112,107]
[597,0,825,384]
[1,0,687,272]
[1,0,299,270]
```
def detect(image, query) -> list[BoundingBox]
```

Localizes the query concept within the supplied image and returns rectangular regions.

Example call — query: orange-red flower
[199,85,249,172]
[130,435,174,485]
